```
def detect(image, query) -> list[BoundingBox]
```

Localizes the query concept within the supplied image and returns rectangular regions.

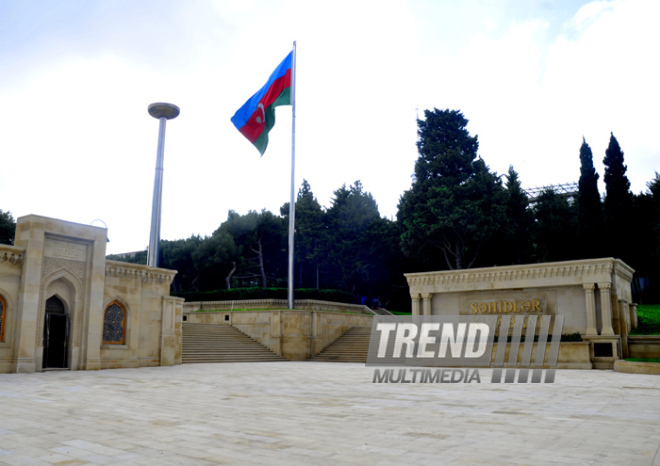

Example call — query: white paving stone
[0,363,659,465]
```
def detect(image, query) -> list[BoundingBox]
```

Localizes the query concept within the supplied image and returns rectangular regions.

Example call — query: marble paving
[1,362,659,465]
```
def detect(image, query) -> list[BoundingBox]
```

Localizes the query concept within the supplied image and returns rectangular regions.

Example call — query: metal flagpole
[147,102,180,268]
[287,42,297,310]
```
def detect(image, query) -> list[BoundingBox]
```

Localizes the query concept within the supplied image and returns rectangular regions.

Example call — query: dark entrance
[43,296,69,369]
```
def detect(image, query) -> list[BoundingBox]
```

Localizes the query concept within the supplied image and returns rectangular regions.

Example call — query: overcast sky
[1,0,658,255]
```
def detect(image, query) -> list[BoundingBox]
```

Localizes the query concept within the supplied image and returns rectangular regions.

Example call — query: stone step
[182,323,286,364]
[311,327,371,363]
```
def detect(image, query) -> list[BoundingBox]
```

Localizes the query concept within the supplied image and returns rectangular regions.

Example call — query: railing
[0,244,25,265]
[183,298,391,315]
[524,182,579,203]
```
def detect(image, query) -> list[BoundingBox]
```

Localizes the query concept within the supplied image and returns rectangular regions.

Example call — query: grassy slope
[630,304,660,335]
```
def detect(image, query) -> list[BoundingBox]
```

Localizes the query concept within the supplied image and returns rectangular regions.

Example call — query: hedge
[174,287,357,304]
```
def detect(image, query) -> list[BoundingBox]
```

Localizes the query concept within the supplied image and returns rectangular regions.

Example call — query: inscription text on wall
[44,238,87,262]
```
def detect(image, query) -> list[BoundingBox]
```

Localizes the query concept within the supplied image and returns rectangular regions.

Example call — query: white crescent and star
[256,103,265,125]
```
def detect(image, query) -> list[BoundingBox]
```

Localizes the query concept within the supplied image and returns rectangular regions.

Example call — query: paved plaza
[1,362,660,465]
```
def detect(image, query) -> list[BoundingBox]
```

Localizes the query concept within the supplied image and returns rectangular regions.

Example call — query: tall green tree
[281,180,327,289]
[577,138,604,258]
[630,172,660,302]
[502,166,534,264]
[603,132,633,261]
[398,108,506,269]
[191,231,239,290]
[160,236,204,293]
[648,172,660,250]
[325,181,382,293]
[216,210,286,288]
[364,215,409,308]
[533,189,578,262]
[0,210,15,245]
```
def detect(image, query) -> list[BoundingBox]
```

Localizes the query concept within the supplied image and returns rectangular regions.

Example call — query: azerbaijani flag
[231,51,293,155]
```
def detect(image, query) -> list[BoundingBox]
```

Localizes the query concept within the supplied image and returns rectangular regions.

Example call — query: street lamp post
[147,102,179,268]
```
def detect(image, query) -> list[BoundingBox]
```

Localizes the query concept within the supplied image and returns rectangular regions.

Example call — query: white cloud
[0,0,658,256]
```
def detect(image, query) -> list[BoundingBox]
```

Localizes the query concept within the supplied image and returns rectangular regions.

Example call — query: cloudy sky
[1,0,658,255]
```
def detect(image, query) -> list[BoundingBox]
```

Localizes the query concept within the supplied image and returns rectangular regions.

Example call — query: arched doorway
[43,296,69,369]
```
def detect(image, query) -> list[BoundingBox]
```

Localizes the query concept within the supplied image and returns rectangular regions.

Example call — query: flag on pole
[231,51,293,155]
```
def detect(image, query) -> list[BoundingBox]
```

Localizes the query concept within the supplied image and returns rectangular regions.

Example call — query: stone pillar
[411,294,421,316]
[619,300,630,334]
[598,283,615,336]
[271,311,282,355]
[12,221,44,373]
[583,284,598,335]
[631,303,638,329]
[421,293,433,316]
[81,231,110,371]
[619,299,630,358]
[160,296,184,366]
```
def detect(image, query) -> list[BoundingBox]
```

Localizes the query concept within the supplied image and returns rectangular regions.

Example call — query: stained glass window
[102,302,125,344]
[0,295,5,342]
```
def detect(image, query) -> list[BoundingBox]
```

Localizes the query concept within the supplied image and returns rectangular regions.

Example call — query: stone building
[0,215,183,373]
[406,258,637,368]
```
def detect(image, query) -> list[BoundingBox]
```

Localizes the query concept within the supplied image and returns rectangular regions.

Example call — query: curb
[613,359,660,375]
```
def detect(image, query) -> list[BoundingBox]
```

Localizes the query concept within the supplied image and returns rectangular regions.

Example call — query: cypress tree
[577,138,603,258]
[603,132,633,261]
[503,166,534,264]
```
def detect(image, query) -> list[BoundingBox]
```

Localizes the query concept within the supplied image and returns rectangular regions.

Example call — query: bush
[560,332,583,342]
[175,287,357,304]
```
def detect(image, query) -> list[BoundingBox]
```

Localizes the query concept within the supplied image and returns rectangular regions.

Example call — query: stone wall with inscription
[406,258,636,369]
[0,215,182,374]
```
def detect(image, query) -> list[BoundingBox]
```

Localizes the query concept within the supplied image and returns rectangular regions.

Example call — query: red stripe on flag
[238,70,291,143]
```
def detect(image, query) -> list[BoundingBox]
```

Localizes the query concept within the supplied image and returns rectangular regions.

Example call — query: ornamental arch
[39,272,82,370]
[43,295,69,369]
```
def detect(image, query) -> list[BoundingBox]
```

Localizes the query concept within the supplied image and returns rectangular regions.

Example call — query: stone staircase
[311,327,372,363]
[182,323,286,363]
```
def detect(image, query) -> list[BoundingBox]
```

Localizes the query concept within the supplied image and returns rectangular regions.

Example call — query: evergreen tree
[533,189,578,262]
[216,210,286,288]
[281,180,327,288]
[648,172,660,250]
[503,166,534,264]
[630,173,660,302]
[603,132,633,261]
[161,236,204,292]
[191,231,239,290]
[398,109,506,269]
[0,210,16,245]
[577,138,604,258]
[325,181,382,294]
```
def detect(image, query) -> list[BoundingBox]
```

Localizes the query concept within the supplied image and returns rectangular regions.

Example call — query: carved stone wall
[405,258,636,367]
[0,214,180,374]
